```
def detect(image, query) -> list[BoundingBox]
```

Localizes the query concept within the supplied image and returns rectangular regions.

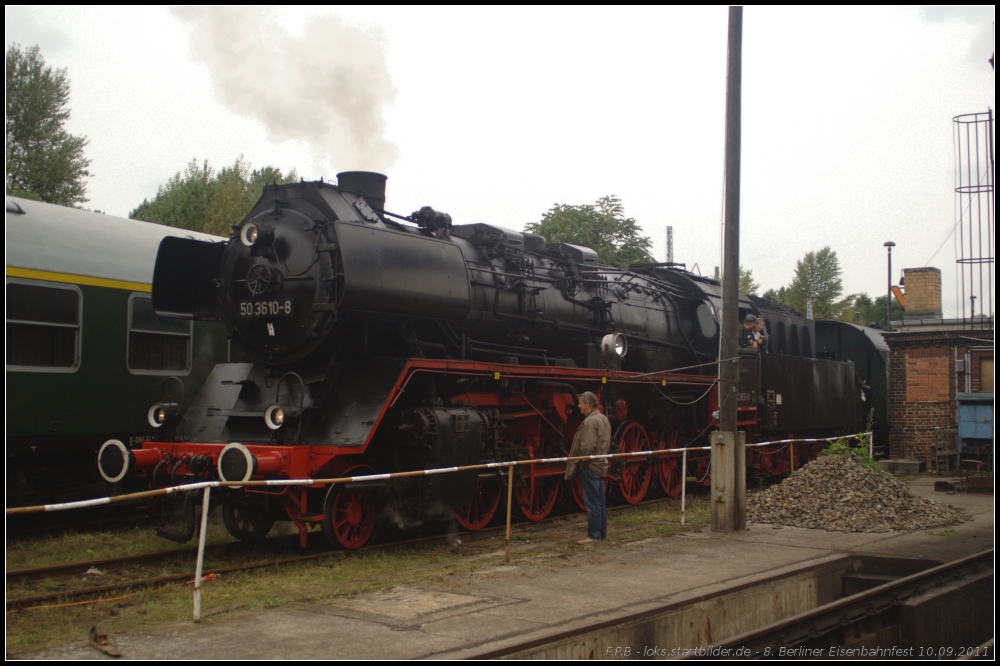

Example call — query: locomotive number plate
[239,299,294,317]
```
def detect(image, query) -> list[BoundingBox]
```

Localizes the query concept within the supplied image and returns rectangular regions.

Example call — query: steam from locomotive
[173,8,398,172]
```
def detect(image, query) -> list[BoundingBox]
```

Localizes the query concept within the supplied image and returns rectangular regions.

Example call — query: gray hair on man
[579,391,599,408]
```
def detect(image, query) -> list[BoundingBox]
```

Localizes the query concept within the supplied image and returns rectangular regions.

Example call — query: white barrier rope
[7,429,870,624]
[7,432,872,515]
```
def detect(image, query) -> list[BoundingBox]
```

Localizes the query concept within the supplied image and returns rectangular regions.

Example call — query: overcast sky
[6,6,995,317]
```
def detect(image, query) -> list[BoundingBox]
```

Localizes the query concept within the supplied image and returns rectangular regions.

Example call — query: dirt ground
[7,477,991,660]
[6,494,709,658]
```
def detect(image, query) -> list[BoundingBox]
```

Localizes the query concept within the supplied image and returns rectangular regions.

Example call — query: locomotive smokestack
[337,171,387,216]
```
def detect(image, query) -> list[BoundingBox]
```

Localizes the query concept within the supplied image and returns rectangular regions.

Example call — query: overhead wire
[922,167,988,267]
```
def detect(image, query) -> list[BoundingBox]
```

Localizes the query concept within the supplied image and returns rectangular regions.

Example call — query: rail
[6,432,871,621]
[697,549,993,658]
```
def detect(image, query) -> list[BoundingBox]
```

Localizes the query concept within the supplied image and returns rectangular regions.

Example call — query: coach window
[6,280,82,371]
[127,294,191,374]
[776,322,787,354]
[801,328,812,357]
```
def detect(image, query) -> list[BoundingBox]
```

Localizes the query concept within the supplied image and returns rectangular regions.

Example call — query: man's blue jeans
[579,467,607,540]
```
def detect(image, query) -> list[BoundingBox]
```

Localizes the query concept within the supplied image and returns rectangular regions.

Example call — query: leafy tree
[784,247,847,319]
[130,157,297,235]
[5,43,91,205]
[738,267,760,296]
[761,286,789,305]
[838,293,903,330]
[525,195,654,268]
[762,248,905,326]
[721,266,759,295]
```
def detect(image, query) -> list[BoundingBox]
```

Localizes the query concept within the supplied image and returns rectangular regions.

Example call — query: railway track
[460,549,994,659]
[6,492,700,611]
[6,505,164,541]
[702,549,994,659]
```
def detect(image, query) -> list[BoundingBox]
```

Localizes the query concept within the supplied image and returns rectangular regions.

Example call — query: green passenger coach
[5,196,228,506]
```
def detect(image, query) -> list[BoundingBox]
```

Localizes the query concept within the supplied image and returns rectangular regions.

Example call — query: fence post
[711,431,746,533]
[680,449,688,526]
[193,485,211,623]
[504,463,515,564]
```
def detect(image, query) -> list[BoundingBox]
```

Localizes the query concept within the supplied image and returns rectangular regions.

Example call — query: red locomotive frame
[127,358,740,548]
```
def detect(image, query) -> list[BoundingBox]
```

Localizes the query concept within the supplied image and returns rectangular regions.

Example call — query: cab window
[127,294,191,374]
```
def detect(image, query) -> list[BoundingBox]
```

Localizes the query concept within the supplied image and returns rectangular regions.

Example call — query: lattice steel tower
[953,110,995,329]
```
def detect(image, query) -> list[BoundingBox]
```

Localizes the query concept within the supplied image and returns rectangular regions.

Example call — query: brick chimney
[902,267,942,318]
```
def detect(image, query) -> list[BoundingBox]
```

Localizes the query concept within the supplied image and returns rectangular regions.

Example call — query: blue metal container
[956,392,994,469]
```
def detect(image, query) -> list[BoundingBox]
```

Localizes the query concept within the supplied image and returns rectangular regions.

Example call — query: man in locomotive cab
[564,391,611,544]
[740,314,758,351]
[753,318,768,353]
[848,360,871,403]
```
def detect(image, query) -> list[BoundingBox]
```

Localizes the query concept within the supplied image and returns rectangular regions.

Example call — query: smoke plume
[172,7,397,172]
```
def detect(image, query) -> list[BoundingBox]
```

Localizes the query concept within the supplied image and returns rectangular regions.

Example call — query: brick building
[884,267,993,471]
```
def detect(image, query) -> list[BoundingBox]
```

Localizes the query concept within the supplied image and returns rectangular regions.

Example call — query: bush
[820,437,884,476]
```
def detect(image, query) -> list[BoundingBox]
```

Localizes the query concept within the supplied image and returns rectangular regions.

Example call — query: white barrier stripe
[9,432,870,514]
[43,497,111,511]
[423,467,459,475]
[350,473,392,482]
[165,482,212,494]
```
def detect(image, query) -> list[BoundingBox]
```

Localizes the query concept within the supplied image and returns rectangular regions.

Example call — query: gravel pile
[747,454,961,532]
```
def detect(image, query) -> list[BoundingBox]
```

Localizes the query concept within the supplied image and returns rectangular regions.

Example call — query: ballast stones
[747,454,961,533]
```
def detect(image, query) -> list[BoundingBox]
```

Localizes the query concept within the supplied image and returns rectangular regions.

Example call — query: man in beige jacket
[564,391,611,543]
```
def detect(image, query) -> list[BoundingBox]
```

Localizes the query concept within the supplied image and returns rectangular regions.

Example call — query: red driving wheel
[614,422,652,504]
[323,467,376,550]
[455,474,503,531]
[654,428,685,498]
[516,470,560,521]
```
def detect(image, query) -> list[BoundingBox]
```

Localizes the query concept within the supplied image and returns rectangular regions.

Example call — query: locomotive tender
[96,172,860,549]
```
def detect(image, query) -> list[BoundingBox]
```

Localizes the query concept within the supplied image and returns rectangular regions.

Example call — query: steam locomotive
[96,172,867,549]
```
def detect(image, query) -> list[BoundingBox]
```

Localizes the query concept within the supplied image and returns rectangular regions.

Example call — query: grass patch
[613,524,679,541]
[6,495,714,655]
[6,514,238,571]
[930,528,959,537]
[611,505,680,527]
[608,498,711,541]
[6,542,477,654]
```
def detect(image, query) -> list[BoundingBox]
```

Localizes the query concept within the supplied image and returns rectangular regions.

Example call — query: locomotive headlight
[264,404,285,430]
[601,333,628,363]
[147,402,180,428]
[240,223,275,249]
[264,403,300,431]
[240,223,259,247]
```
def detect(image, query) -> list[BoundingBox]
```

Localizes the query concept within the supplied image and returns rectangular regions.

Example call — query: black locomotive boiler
[97,172,859,549]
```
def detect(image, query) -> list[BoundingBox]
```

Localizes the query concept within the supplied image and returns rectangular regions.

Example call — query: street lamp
[883,241,895,330]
